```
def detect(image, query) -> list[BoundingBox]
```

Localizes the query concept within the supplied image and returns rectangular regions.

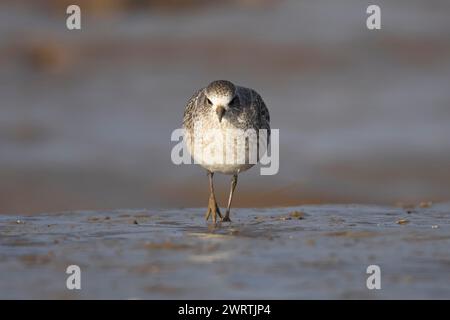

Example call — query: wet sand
[1,203,450,299]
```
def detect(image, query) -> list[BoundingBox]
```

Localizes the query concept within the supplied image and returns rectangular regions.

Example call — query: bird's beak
[216,106,226,122]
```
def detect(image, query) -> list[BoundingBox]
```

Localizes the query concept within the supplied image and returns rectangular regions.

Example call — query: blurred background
[1,0,450,215]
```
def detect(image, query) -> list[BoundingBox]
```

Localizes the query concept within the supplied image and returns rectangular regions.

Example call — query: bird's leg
[222,174,238,222]
[205,171,222,223]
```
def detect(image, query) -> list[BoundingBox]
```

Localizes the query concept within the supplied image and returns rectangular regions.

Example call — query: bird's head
[205,80,238,123]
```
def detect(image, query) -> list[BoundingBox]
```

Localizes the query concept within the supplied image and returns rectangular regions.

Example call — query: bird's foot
[205,195,222,223]
[221,212,232,222]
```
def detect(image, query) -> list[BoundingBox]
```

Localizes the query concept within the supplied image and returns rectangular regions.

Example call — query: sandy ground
[1,203,450,299]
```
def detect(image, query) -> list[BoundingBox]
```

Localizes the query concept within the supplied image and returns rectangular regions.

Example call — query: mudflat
[1,203,449,299]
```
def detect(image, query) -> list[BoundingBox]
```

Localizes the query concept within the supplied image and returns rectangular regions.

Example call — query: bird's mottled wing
[253,91,270,134]
[243,89,271,157]
[182,89,202,131]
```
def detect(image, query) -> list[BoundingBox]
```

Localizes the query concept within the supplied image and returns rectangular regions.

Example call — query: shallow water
[1,203,450,299]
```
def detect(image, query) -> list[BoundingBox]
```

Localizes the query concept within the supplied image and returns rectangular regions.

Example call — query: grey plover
[183,80,270,222]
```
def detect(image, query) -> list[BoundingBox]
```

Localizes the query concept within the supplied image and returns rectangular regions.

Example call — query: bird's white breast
[185,115,256,174]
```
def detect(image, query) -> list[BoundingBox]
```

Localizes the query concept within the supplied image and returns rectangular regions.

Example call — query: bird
[183,80,270,223]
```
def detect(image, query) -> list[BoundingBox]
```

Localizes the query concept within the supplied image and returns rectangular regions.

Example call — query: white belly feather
[185,116,262,174]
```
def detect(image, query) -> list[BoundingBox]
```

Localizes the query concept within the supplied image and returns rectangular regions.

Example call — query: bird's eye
[229,96,237,105]
[206,98,212,105]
